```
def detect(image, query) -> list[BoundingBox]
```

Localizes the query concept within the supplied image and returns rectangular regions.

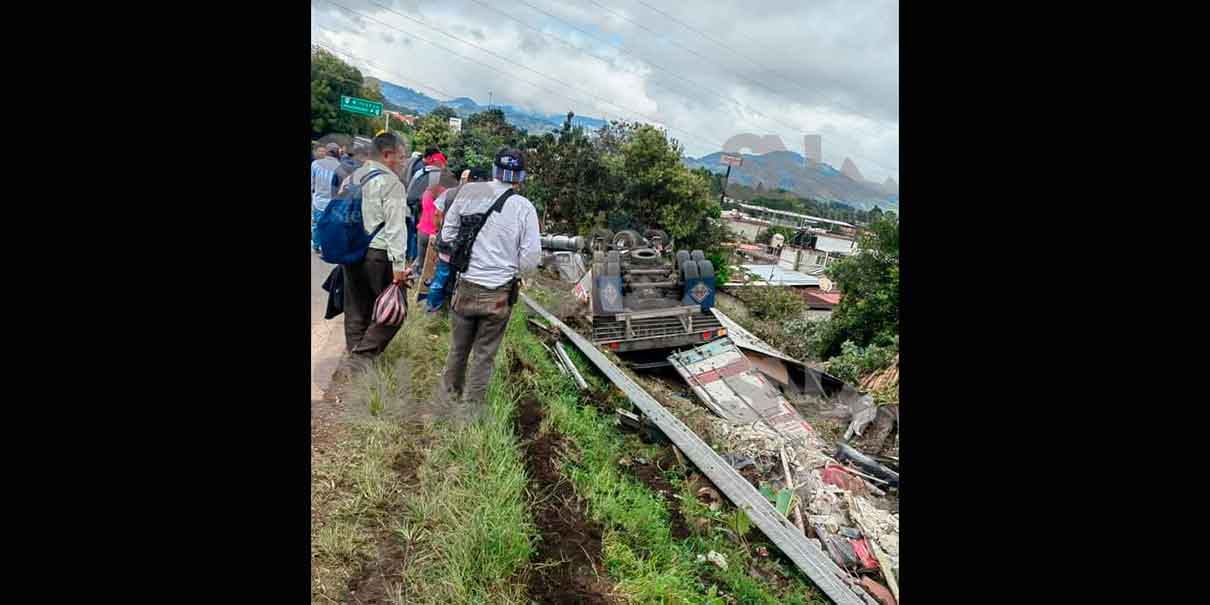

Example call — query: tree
[615,125,719,246]
[311,47,386,138]
[523,112,616,233]
[446,109,524,174]
[814,216,900,357]
[413,109,456,152]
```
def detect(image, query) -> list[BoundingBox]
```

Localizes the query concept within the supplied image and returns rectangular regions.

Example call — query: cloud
[311,0,898,180]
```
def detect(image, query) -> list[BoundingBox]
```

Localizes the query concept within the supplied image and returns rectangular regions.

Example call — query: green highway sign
[340,95,383,117]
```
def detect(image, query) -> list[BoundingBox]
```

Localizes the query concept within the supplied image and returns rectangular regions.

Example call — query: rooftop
[735,202,856,228]
[733,264,821,287]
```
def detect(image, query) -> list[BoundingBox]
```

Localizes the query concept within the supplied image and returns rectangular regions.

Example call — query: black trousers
[342,248,401,357]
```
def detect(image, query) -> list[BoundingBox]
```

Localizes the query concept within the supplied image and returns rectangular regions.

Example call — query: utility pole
[488,90,492,109]
[720,164,732,207]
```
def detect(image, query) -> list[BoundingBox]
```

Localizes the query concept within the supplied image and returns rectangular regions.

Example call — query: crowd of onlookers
[311,134,541,423]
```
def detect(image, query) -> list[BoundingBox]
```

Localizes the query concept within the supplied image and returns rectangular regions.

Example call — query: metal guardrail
[519,293,875,605]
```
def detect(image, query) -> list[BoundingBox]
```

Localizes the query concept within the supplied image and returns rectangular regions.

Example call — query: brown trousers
[342,248,402,358]
[441,279,513,406]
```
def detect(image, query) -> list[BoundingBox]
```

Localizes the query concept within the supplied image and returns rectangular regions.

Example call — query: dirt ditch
[344,428,433,604]
[623,453,692,540]
[514,390,615,604]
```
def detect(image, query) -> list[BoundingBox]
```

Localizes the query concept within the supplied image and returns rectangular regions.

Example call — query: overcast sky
[311,0,899,182]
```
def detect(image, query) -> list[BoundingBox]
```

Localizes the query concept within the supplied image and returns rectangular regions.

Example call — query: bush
[732,285,807,323]
[824,337,899,384]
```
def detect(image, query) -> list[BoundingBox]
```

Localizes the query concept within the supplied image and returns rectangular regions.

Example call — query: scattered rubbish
[839,527,863,540]
[721,453,756,471]
[850,537,880,571]
[616,409,642,431]
[618,456,633,467]
[813,522,860,570]
[555,341,589,390]
[822,464,868,496]
[634,456,648,466]
[706,550,729,571]
[697,486,723,511]
[781,446,807,533]
[843,394,878,440]
[836,443,899,488]
[754,545,769,558]
[668,337,814,446]
[521,293,875,605]
[859,576,897,605]
[542,343,570,376]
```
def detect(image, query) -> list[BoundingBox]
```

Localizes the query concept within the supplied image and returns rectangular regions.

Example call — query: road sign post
[719,153,742,206]
[339,95,383,118]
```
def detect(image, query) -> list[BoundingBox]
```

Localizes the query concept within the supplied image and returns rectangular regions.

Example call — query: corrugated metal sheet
[740,265,821,287]
[815,235,856,254]
[668,337,814,446]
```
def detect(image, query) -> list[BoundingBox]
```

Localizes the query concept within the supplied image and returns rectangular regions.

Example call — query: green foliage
[412,108,457,151]
[824,337,900,385]
[731,284,808,323]
[310,46,387,139]
[446,109,525,175]
[814,217,900,358]
[706,250,731,286]
[519,113,615,233]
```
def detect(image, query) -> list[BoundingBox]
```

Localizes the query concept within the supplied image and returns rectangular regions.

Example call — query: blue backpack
[317,169,388,265]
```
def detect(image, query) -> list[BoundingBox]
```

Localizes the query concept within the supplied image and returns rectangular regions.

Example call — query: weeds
[508,307,827,604]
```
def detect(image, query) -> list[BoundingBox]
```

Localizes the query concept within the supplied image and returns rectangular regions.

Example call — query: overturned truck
[540,228,724,352]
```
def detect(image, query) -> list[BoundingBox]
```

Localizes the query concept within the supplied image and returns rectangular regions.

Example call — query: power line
[629,0,897,138]
[580,0,896,175]
[457,0,791,151]
[316,0,726,150]
[496,0,894,175]
[312,32,721,152]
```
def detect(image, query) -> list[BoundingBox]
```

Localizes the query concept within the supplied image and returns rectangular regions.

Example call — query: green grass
[508,307,828,604]
[312,309,535,605]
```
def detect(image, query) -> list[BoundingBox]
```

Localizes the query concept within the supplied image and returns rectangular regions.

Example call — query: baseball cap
[493,148,526,183]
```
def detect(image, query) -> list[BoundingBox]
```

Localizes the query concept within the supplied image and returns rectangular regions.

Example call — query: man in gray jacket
[439,149,541,420]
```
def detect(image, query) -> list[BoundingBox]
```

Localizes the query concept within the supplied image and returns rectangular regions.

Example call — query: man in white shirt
[439,149,541,420]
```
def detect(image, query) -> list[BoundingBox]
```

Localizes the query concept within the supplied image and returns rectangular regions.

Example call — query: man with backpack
[310,143,342,254]
[339,133,412,361]
[438,149,541,421]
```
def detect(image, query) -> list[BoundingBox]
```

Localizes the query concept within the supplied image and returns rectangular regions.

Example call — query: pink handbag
[373,283,407,326]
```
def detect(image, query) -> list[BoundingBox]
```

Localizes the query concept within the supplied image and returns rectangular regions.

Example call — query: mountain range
[375,79,897,211]
[377,79,606,134]
[684,151,899,212]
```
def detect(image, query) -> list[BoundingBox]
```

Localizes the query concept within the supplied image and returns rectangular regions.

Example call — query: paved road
[311,253,345,402]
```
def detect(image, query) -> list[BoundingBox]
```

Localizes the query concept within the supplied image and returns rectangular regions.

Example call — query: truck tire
[697,259,715,278]
[613,229,643,249]
[631,248,660,262]
[691,249,706,261]
[682,260,700,280]
[643,229,668,246]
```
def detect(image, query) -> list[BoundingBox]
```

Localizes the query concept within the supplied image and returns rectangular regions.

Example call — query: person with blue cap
[437,148,541,423]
